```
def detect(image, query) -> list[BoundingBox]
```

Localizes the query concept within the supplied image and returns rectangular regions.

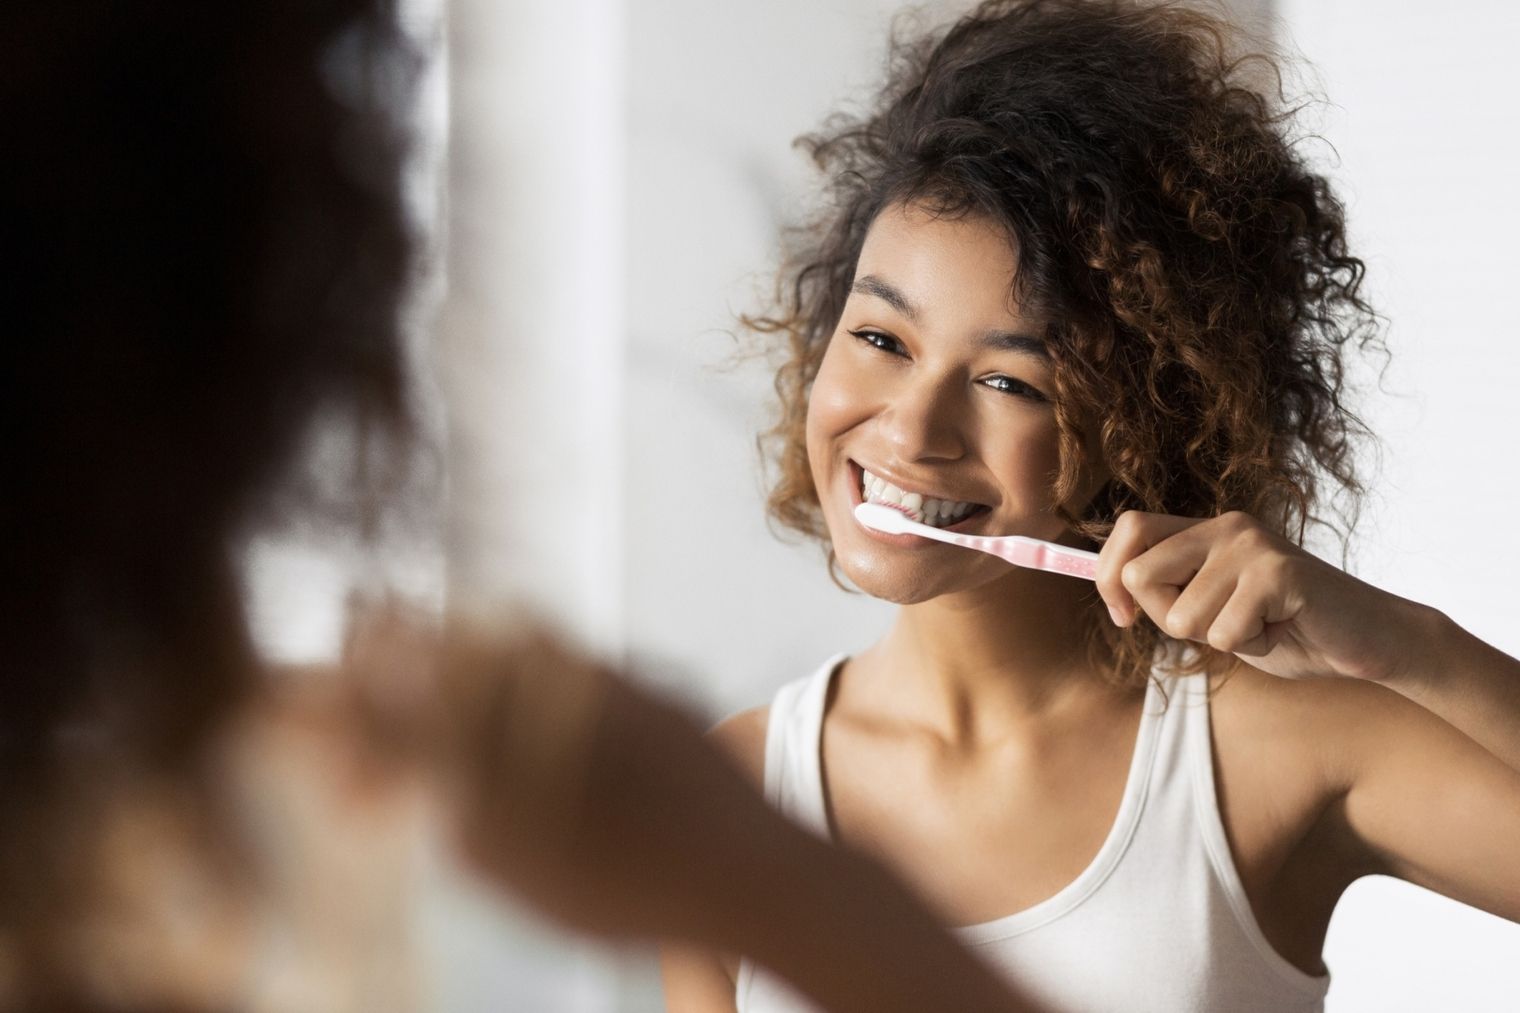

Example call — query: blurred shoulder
[708,706,770,789]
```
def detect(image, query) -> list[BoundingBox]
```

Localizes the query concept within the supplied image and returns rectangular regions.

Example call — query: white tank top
[736,656,1331,1012]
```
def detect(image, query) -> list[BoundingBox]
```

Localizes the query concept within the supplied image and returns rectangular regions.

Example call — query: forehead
[853,202,1027,324]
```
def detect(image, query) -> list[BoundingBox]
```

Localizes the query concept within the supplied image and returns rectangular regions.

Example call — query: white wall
[1275,3,1520,1009]
[443,0,626,655]
[620,0,934,715]
[434,0,629,1007]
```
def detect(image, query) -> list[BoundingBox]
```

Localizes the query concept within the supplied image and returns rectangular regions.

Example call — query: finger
[1124,580,1182,636]
[1116,526,1218,629]
[1099,511,1205,625]
[1160,562,1240,644]
[1208,562,1300,656]
[1114,510,1284,627]
[1205,582,1269,655]
[1232,621,1289,660]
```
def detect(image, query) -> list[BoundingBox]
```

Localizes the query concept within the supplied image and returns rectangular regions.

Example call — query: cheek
[804,341,864,467]
[987,422,1065,512]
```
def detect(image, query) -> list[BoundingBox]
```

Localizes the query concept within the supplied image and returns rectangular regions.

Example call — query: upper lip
[853,460,991,506]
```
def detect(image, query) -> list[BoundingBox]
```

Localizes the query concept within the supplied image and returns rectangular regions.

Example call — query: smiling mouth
[855,463,991,529]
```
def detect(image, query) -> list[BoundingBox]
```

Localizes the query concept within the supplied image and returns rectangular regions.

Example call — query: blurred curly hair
[749,0,1382,688]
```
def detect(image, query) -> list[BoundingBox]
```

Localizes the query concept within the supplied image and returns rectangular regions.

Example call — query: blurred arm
[437,628,1032,1013]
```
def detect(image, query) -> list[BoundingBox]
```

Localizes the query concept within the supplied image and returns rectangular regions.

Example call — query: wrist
[1377,598,1455,696]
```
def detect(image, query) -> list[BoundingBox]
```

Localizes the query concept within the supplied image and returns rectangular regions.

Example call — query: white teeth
[859,467,980,528]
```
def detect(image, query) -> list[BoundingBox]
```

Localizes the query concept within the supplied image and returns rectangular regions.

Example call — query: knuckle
[1206,625,1237,652]
[1112,511,1140,540]
[1262,551,1294,584]
[1164,605,1200,640]
[1095,542,1122,579]
[1241,546,1291,592]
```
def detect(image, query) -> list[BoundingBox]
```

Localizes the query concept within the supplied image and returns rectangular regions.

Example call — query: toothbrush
[854,502,1100,580]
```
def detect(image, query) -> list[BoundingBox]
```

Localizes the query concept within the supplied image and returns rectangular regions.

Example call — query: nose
[878,372,968,463]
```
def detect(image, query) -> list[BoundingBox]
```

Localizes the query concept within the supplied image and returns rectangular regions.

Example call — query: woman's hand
[1095,510,1433,684]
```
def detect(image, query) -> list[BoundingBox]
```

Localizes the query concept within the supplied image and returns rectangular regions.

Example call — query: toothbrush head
[855,501,919,534]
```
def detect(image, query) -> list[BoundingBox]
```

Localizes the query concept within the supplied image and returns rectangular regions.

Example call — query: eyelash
[848,329,1048,403]
[981,374,1047,401]
[850,329,905,356]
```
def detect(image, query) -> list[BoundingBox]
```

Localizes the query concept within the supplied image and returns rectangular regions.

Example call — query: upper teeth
[861,469,977,528]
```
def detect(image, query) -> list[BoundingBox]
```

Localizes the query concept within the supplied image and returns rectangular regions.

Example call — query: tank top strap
[1140,671,1203,809]
[761,653,844,838]
[1171,671,1330,991]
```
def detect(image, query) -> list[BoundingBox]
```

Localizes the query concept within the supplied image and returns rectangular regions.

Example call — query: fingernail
[1108,604,1125,627]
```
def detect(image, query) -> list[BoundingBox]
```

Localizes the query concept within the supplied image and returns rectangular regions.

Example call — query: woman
[662,1,1520,1009]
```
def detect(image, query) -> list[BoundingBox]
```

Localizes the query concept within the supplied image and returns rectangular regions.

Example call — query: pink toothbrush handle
[852,504,1100,581]
[939,532,1099,580]
[1024,542,1099,580]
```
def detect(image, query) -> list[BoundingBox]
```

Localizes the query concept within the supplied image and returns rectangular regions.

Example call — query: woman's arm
[1376,604,1520,773]
[1098,511,1520,924]
[1327,674,1520,923]
[1097,510,1520,772]
[429,628,1032,1013]
[660,709,756,1013]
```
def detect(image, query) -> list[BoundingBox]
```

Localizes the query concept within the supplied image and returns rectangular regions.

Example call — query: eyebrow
[852,274,920,322]
[851,273,1049,360]
[979,330,1050,361]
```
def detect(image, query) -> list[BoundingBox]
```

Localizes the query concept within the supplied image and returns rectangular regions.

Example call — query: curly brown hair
[751,0,1381,688]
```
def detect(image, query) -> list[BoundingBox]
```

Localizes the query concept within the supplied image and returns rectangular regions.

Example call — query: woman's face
[806,202,1098,605]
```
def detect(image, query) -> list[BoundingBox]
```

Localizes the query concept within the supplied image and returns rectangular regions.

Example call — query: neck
[864,570,1119,744]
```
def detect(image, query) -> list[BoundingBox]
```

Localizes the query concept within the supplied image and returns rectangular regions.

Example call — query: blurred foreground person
[0,2,1031,1010]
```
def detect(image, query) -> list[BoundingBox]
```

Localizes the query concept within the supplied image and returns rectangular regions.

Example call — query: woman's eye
[848,329,906,356]
[981,374,1047,402]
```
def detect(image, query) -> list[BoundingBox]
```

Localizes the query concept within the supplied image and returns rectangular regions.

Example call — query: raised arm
[1097,510,1520,772]
[1377,607,1520,774]
[1097,511,1520,924]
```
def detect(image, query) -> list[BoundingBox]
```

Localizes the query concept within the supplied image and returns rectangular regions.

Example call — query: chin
[833,542,969,605]
[848,575,935,606]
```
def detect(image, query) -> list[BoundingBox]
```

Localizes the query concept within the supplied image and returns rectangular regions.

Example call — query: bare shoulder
[1208,664,1439,793]
[1203,667,1391,909]
[709,706,770,789]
